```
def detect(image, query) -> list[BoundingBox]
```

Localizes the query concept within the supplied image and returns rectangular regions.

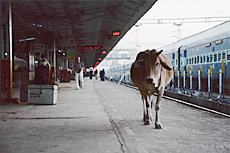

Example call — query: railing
[170,60,229,103]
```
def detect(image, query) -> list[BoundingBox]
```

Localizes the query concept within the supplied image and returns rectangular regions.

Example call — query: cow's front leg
[155,104,162,129]
[142,96,146,122]
[155,89,163,129]
[144,96,152,125]
[150,94,154,121]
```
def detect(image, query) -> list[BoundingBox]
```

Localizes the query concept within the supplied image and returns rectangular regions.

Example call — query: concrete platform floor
[0,77,230,153]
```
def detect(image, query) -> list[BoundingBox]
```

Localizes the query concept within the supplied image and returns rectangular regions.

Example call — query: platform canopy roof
[10,0,157,67]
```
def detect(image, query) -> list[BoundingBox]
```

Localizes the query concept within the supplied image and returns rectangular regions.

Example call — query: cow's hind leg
[155,89,163,129]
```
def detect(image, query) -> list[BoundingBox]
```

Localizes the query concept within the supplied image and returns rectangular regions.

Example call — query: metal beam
[137,16,230,25]
[12,10,44,38]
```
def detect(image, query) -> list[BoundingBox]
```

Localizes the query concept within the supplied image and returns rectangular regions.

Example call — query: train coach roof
[159,20,230,54]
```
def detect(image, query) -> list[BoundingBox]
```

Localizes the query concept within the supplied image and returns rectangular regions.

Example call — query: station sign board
[112,31,121,36]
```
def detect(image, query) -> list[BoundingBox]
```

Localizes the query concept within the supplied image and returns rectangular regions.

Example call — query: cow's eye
[155,62,159,66]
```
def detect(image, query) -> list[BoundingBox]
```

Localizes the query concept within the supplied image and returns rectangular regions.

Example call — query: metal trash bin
[28,85,57,105]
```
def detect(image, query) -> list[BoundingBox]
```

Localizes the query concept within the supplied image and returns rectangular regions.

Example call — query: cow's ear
[160,59,172,71]
[133,59,145,68]
[136,51,146,61]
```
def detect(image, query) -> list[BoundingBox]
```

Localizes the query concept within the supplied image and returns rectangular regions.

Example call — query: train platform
[1,77,230,153]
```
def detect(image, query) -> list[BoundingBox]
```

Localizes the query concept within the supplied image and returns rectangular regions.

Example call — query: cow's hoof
[144,120,151,125]
[155,123,162,129]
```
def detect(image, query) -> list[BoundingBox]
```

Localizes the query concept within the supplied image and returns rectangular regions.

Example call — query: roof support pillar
[8,1,13,100]
[0,1,13,103]
[0,1,4,102]
[53,40,56,84]
[0,2,4,59]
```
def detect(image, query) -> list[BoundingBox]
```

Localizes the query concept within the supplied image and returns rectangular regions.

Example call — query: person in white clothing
[74,56,85,90]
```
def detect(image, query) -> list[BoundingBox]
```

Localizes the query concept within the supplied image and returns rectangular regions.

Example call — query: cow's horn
[157,50,163,55]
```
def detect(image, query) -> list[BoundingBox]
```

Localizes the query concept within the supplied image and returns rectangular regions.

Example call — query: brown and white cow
[130,49,173,129]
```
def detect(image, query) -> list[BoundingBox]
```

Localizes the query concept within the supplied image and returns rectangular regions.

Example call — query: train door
[178,47,181,71]
[177,46,186,71]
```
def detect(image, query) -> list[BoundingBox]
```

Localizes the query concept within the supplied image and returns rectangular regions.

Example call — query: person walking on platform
[94,69,98,80]
[74,56,85,90]
[100,69,105,81]
[89,65,93,80]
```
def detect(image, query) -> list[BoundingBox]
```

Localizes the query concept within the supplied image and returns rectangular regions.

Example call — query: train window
[197,56,199,64]
[210,54,213,62]
[200,56,202,63]
[192,58,194,64]
[172,53,175,59]
[218,52,221,61]
[222,51,226,59]
[227,51,230,60]
[203,55,206,63]
[207,55,210,62]
[205,43,211,47]
[215,40,222,45]
[214,53,217,62]
[194,57,197,64]
[189,58,191,64]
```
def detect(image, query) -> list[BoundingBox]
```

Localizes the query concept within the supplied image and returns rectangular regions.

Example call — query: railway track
[113,80,230,118]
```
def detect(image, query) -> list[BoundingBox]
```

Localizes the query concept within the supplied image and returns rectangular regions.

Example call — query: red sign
[98,58,102,61]
[78,46,101,50]
[112,31,121,36]
[102,51,106,54]
[96,62,99,64]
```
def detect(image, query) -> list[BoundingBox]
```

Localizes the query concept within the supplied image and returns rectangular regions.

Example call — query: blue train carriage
[106,61,133,84]
[121,62,133,84]
[160,21,230,96]
[106,65,122,82]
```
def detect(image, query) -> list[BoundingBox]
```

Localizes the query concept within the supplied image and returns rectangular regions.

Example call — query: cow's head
[134,49,172,88]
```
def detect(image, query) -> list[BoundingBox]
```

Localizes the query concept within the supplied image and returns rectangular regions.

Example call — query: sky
[115,0,230,51]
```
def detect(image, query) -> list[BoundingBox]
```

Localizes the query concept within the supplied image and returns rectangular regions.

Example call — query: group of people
[32,54,105,90]
[89,68,105,80]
